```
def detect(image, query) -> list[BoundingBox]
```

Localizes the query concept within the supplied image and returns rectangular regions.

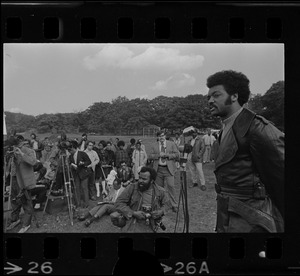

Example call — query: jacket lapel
[214,108,256,170]
[215,128,238,169]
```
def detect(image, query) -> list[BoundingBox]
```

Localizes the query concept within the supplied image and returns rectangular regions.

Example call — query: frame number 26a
[175,261,209,275]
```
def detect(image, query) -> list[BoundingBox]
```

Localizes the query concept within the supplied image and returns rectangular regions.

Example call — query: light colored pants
[203,145,211,163]
[155,166,177,209]
[188,161,205,186]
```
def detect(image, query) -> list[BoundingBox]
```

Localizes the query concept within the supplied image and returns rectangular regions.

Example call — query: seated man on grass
[78,178,125,227]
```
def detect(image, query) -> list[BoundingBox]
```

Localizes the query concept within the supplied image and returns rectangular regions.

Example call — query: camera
[58,140,72,151]
[141,204,166,231]
[142,204,152,225]
[154,217,166,231]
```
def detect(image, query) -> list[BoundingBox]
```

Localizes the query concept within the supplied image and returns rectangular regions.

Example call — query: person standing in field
[132,141,148,181]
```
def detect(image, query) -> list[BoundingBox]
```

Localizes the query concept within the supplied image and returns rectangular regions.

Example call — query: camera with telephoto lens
[141,204,152,225]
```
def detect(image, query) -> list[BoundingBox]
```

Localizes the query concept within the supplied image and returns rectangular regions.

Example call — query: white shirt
[203,134,216,146]
[84,149,100,171]
[221,107,244,143]
[80,140,86,151]
[73,150,78,164]
[158,140,167,166]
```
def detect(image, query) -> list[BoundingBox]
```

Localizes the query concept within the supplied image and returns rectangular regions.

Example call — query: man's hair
[106,141,112,146]
[117,140,125,148]
[82,133,87,137]
[70,140,79,149]
[16,135,25,141]
[136,141,141,146]
[87,140,94,146]
[130,138,136,144]
[60,132,67,141]
[99,140,107,147]
[31,133,37,139]
[140,166,157,181]
[156,130,165,137]
[206,70,250,106]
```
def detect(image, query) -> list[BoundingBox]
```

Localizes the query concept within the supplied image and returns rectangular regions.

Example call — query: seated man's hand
[133,211,146,220]
[151,210,164,220]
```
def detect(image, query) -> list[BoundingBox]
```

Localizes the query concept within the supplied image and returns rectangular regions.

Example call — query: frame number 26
[28,262,53,274]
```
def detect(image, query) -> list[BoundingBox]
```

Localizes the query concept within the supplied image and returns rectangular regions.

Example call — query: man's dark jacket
[69,151,92,180]
[214,108,284,233]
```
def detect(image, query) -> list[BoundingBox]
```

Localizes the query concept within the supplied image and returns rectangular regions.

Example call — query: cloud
[9,107,22,113]
[150,73,196,91]
[83,45,204,72]
[83,45,134,70]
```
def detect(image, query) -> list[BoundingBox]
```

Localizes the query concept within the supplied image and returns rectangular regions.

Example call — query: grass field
[4,134,217,233]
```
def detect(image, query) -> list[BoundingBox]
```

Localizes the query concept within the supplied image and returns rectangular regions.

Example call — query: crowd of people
[4,70,284,234]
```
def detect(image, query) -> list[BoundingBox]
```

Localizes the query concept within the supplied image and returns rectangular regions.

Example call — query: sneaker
[18,225,30,233]
[34,203,41,210]
[200,185,207,191]
[193,183,198,187]
[6,219,21,230]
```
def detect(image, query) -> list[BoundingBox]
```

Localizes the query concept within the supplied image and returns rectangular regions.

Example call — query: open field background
[4,134,217,233]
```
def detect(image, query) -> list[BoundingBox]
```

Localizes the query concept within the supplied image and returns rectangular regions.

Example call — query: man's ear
[231,93,238,103]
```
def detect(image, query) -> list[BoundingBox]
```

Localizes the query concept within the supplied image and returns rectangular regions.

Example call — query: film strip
[2,1,300,275]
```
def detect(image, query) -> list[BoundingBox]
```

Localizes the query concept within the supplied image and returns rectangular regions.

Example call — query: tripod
[174,163,190,233]
[43,153,77,225]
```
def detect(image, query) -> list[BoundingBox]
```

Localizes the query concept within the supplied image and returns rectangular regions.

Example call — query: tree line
[5,80,284,135]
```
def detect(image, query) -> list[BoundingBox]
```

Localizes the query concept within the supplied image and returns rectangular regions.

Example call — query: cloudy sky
[4,43,284,116]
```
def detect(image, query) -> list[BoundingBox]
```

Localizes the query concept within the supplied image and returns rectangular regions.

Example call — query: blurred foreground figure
[207,70,284,233]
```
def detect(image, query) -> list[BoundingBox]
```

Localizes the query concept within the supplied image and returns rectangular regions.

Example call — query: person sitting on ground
[78,178,125,227]
[38,162,57,187]
[112,166,167,233]
[117,160,134,188]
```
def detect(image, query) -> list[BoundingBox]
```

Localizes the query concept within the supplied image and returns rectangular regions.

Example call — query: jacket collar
[215,108,256,170]
[232,108,256,137]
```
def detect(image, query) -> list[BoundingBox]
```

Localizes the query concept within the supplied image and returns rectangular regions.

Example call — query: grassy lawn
[4,134,217,233]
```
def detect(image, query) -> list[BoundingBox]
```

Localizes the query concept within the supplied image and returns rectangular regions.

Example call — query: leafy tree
[261,81,284,130]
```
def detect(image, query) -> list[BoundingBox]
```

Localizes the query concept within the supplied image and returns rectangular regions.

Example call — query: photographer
[113,166,166,233]
[5,135,37,233]
[48,132,71,191]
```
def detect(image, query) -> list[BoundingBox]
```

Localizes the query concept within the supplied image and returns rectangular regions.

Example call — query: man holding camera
[189,130,206,190]
[148,130,180,213]
[206,70,284,232]
[6,135,37,233]
[112,166,166,232]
